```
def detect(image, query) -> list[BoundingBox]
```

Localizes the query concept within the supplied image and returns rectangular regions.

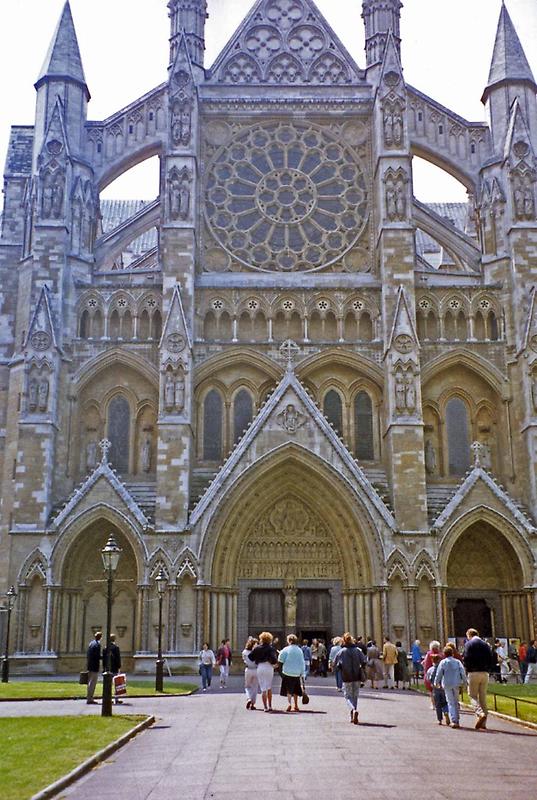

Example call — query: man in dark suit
[103,634,123,704]
[86,631,102,704]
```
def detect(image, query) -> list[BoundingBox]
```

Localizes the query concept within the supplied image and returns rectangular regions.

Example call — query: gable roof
[190,364,395,530]
[209,0,363,86]
[431,465,536,535]
[50,456,150,532]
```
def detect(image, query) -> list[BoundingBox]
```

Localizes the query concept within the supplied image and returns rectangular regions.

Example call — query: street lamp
[155,568,167,693]
[1,586,17,683]
[101,535,122,717]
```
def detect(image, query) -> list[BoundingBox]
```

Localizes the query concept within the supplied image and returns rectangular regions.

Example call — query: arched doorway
[55,521,140,670]
[202,453,384,649]
[445,520,530,640]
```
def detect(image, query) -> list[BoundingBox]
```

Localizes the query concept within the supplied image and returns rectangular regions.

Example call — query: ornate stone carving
[393,333,413,354]
[204,121,368,272]
[41,169,65,220]
[38,378,49,412]
[30,331,51,351]
[166,332,186,353]
[171,97,192,148]
[512,171,536,221]
[28,378,38,411]
[238,497,342,580]
[532,372,537,412]
[277,403,306,434]
[163,366,186,413]
[165,373,176,411]
[169,166,191,221]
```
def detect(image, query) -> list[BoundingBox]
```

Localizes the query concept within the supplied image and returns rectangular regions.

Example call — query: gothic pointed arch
[73,347,159,393]
[421,348,507,398]
[17,548,49,586]
[412,551,438,585]
[386,550,410,584]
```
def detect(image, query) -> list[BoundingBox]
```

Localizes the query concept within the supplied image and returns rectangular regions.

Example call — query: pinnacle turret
[35,2,89,98]
[482,2,536,103]
[362,0,403,67]
[167,0,208,68]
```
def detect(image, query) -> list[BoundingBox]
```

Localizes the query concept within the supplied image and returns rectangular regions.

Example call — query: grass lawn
[0,715,144,800]
[414,681,537,724]
[0,679,194,700]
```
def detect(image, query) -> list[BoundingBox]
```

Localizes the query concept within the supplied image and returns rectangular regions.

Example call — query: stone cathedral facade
[0,0,537,673]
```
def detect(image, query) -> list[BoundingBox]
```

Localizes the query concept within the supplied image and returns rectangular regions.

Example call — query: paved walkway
[2,677,537,799]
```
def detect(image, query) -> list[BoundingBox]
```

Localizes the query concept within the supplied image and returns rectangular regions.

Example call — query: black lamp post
[101,535,122,717]
[155,568,167,693]
[1,586,17,683]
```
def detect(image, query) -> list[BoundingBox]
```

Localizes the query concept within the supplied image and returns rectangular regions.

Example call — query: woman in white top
[198,642,216,692]
[242,637,259,710]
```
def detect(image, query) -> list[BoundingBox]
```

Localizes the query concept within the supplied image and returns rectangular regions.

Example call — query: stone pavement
[1,677,537,799]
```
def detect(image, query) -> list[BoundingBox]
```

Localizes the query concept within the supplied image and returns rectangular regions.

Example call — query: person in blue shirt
[278,634,306,712]
[435,644,466,728]
[301,639,312,680]
[411,639,423,678]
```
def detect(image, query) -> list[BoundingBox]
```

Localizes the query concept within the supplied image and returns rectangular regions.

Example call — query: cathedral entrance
[248,589,285,644]
[452,599,492,638]
[297,589,332,644]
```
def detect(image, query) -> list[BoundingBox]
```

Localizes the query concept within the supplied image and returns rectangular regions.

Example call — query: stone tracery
[204,121,368,272]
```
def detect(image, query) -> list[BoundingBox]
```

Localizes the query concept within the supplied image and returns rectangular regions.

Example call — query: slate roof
[4,127,34,177]
[100,199,158,255]
[486,3,535,90]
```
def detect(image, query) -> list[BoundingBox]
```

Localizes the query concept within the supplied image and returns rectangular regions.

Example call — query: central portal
[247,587,334,644]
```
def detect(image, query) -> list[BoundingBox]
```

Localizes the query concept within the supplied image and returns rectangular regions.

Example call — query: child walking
[426,654,450,726]
[435,644,466,728]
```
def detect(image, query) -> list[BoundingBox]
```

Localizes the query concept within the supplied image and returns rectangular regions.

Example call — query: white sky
[1,0,536,202]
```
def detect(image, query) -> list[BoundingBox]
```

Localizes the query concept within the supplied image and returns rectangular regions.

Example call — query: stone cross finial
[470,441,482,467]
[279,339,300,372]
[99,438,112,464]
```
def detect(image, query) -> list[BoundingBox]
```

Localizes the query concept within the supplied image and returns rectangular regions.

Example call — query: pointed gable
[385,285,419,355]
[50,455,150,532]
[504,98,536,164]
[160,284,192,354]
[482,2,536,102]
[39,97,72,164]
[431,465,536,536]
[24,285,59,354]
[190,366,395,530]
[36,1,88,96]
[209,0,362,86]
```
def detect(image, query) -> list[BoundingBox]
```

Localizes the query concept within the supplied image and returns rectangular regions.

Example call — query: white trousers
[244,667,259,703]
[256,662,274,692]
[384,664,395,688]
[525,663,537,683]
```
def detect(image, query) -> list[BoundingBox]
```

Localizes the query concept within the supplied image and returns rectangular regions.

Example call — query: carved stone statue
[175,372,185,411]
[51,171,65,219]
[424,439,436,474]
[28,378,38,411]
[532,373,537,413]
[524,184,535,220]
[38,378,49,411]
[284,587,297,628]
[86,439,98,471]
[169,168,191,221]
[386,171,407,221]
[42,176,53,219]
[405,374,416,412]
[141,437,152,473]
[383,104,403,148]
[395,372,406,413]
[277,403,306,434]
[171,98,192,147]
[165,373,175,410]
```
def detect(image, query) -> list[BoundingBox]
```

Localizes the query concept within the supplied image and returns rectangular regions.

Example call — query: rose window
[204,121,368,272]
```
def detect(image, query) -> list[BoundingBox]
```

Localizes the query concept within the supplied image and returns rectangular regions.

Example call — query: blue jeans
[304,662,310,680]
[335,667,343,690]
[432,687,448,722]
[200,663,212,689]
[343,681,360,711]
[444,686,460,724]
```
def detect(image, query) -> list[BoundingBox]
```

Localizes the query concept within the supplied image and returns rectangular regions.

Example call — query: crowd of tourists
[197,629,537,726]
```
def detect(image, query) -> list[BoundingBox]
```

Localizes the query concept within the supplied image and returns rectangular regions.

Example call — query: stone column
[15,586,27,654]
[168,585,178,652]
[404,585,418,643]
[434,586,448,643]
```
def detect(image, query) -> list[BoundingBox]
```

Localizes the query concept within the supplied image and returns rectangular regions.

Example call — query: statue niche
[168,166,191,221]
[27,364,52,414]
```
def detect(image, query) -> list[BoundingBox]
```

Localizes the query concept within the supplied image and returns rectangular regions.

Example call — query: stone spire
[35,1,89,98]
[167,0,208,68]
[482,2,536,103]
[362,0,403,67]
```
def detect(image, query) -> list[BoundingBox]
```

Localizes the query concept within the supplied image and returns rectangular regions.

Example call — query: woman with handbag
[248,631,278,712]
[278,634,306,712]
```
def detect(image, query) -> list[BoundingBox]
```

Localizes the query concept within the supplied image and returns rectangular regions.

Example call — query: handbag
[301,677,309,705]
[79,670,89,685]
